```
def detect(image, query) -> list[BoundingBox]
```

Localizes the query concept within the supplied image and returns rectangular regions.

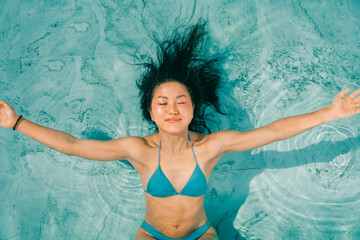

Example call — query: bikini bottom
[141,220,212,240]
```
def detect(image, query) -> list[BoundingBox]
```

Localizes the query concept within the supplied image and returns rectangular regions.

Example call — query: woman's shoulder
[189,131,206,144]
[191,130,224,142]
[113,135,158,165]
[190,131,227,166]
[141,133,159,148]
[190,130,231,150]
[190,131,225,148]
[117,134,158,148]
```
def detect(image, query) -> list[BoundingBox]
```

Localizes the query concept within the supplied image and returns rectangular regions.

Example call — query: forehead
[153,81,190,97]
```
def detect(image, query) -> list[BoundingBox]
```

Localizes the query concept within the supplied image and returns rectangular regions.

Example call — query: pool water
[1,0,360,239]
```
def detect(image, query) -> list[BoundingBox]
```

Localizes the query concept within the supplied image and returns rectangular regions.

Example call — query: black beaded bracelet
[13,115,23,131]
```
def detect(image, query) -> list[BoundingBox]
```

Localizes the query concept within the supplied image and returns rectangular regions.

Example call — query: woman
[1,23,359,240]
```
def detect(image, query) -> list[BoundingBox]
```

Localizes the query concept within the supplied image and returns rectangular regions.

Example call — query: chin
[159,124,189,135]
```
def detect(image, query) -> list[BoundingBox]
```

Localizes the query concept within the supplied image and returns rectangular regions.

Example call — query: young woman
[1,23,359,240]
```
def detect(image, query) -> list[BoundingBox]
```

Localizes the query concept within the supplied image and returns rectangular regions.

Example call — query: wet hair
[136,21,224,133]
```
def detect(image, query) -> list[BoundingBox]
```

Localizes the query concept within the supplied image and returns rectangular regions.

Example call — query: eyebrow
[156,95,187,99]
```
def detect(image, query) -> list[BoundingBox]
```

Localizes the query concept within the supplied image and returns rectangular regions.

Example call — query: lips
[165,117,181,123]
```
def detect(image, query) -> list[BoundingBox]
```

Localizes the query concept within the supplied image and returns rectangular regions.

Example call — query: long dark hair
[136,21,224,133]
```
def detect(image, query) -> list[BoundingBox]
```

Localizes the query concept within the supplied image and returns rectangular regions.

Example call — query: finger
[354,95,360,102]
[349,88,360,99]
[338,88,350,98]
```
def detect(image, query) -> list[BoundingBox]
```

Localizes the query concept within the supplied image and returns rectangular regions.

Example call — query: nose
[168,102,179,114]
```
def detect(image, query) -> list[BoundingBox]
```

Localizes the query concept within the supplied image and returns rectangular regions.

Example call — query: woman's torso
[129,132,221,237]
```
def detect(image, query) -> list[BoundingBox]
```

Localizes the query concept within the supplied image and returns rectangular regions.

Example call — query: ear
[149,108,154,121]
[191,104,195,119]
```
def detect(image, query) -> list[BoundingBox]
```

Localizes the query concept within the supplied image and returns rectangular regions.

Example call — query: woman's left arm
[215,88,360,154]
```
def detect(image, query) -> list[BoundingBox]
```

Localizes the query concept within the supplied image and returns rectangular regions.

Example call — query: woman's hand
[330,88,360,119]
[0,101,19,129]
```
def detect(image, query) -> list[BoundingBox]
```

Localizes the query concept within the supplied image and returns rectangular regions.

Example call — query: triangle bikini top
[144,133,208,198]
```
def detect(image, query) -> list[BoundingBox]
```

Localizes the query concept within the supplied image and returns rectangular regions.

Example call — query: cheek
[150,106,165,120]
[181,105,194,118]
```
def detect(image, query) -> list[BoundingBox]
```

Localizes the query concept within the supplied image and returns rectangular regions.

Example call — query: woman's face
[150,81,194,134]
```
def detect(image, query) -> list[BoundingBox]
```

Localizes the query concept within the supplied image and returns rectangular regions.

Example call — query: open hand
[331,88,360,119]
[0,101,19,129]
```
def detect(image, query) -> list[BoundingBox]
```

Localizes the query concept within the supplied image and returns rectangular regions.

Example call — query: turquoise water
[1,0,360,239]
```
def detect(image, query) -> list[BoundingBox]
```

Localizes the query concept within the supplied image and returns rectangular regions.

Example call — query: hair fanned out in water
[137,21,224,134]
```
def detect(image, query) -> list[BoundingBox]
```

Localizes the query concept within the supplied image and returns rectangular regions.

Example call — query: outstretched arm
[214,88,360,154]
[0,101,138,161]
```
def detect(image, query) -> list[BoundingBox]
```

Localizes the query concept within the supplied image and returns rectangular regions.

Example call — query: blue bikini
[141,221,212,240]
[144,133,208,197]
[142,133,211,240]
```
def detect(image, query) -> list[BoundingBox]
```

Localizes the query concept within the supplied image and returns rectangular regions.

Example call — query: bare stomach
[143,194,208,238]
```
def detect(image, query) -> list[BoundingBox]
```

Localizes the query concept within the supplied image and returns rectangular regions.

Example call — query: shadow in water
[205,137,359,240]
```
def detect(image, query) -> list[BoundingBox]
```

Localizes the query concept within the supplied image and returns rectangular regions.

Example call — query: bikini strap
[158,133,197,164]
[158,139,161,165]
[188,132,198,163]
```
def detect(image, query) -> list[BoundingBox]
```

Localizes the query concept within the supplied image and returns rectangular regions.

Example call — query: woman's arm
[0,101,138,161]
[214,88,360,154]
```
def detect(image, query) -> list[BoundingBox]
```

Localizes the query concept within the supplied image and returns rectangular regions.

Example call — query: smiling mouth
[165,118,181,123]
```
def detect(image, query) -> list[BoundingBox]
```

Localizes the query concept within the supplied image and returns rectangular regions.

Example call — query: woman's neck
[157,129,191,154]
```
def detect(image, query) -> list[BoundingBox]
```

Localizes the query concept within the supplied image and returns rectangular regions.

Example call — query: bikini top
[144,133,208,198]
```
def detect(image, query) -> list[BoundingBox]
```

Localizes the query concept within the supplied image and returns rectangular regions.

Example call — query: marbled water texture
[0,0,360,239]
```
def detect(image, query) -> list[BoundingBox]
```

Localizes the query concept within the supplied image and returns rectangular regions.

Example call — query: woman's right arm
[0,101,138,161]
